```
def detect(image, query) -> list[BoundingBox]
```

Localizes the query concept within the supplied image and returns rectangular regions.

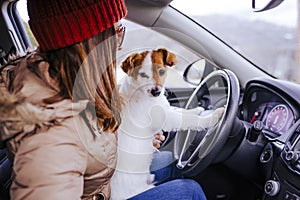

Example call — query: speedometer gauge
[266,104,288,133]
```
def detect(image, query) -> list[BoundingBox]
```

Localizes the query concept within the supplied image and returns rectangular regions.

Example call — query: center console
[264,126,300,200]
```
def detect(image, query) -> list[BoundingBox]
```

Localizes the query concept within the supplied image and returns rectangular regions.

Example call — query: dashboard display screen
[253,102,294,135]
[266,104,290,133]
[246,90,295,136]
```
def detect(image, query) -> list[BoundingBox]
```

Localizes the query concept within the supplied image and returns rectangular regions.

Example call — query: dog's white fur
[110,49,224,200]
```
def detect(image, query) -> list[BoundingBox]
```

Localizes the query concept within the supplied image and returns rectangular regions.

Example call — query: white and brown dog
[110,48,224,200]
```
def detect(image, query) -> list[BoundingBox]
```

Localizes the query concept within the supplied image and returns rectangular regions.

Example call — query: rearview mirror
[252,0,284,12]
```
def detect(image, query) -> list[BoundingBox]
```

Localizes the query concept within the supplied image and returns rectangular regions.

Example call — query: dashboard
[242,80,299,139]
[240,78,300,200]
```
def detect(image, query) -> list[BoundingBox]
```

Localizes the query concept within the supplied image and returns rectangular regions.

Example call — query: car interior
[1,0,300,200]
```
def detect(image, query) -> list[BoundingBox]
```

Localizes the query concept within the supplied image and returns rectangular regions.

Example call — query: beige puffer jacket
[0,52,117,200]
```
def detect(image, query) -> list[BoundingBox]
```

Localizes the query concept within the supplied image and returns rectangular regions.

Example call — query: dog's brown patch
[120,51,149,80]
[151,48,177,87]
[151,48,177,67]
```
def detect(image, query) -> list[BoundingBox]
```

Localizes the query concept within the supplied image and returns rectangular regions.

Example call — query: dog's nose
[150,87,161,97]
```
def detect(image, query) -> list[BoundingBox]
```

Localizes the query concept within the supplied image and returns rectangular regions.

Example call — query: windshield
[171,0,298,83]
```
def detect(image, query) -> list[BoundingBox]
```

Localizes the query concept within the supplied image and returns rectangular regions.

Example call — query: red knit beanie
[27,0,127,51]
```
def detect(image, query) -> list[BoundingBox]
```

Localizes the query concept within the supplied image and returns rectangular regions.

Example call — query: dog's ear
[156,48,177,67]
[121,53,136,75]
[121,51,149,76]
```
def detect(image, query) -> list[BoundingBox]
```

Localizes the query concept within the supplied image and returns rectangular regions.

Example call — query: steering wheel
[174,69,240,176]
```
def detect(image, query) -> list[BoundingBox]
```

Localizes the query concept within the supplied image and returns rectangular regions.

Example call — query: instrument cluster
[243,87,296,137]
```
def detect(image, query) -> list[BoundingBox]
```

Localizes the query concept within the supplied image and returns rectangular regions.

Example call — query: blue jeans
[128,151,207,200]
[150,151,183,185]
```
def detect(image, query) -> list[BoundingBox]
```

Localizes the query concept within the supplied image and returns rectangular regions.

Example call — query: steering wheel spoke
[176,129,207,169]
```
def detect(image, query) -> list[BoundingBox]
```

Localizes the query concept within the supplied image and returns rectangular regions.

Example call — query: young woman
[0,0,206,199]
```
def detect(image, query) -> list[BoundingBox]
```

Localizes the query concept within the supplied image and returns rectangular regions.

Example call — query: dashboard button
[285,151,299,164]
[260,149,273,163]
[265,180,280,196]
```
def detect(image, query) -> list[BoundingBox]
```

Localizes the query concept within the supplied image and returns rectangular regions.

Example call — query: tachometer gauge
[266,104,288,133]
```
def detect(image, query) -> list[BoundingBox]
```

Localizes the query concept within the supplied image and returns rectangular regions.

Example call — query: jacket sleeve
[10,117,88,200]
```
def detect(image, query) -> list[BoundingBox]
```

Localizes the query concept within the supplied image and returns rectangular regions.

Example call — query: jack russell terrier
[110,48,224,200]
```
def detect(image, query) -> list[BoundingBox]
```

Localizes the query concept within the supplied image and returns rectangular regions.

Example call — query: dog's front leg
[150,106,224,132]
[171,106,205,115]
[197,107,225,128]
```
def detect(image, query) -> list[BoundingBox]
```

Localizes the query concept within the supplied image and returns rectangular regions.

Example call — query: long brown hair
[43,26,122,133]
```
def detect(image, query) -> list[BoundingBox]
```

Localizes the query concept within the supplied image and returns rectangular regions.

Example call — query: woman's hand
[152,132,166,149]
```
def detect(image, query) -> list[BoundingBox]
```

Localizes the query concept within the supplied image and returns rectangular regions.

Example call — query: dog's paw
[208,107,225,126]
[190,107,205,115]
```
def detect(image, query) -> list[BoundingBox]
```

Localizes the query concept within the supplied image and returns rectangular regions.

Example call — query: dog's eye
[139,72,149,78]
[158,69,165,76]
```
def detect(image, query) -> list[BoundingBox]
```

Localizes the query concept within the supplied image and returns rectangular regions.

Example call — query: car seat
[0,148,12,200]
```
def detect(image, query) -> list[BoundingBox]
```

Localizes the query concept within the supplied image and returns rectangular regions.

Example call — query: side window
[0,0,36,55]
[16,0,37,49]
